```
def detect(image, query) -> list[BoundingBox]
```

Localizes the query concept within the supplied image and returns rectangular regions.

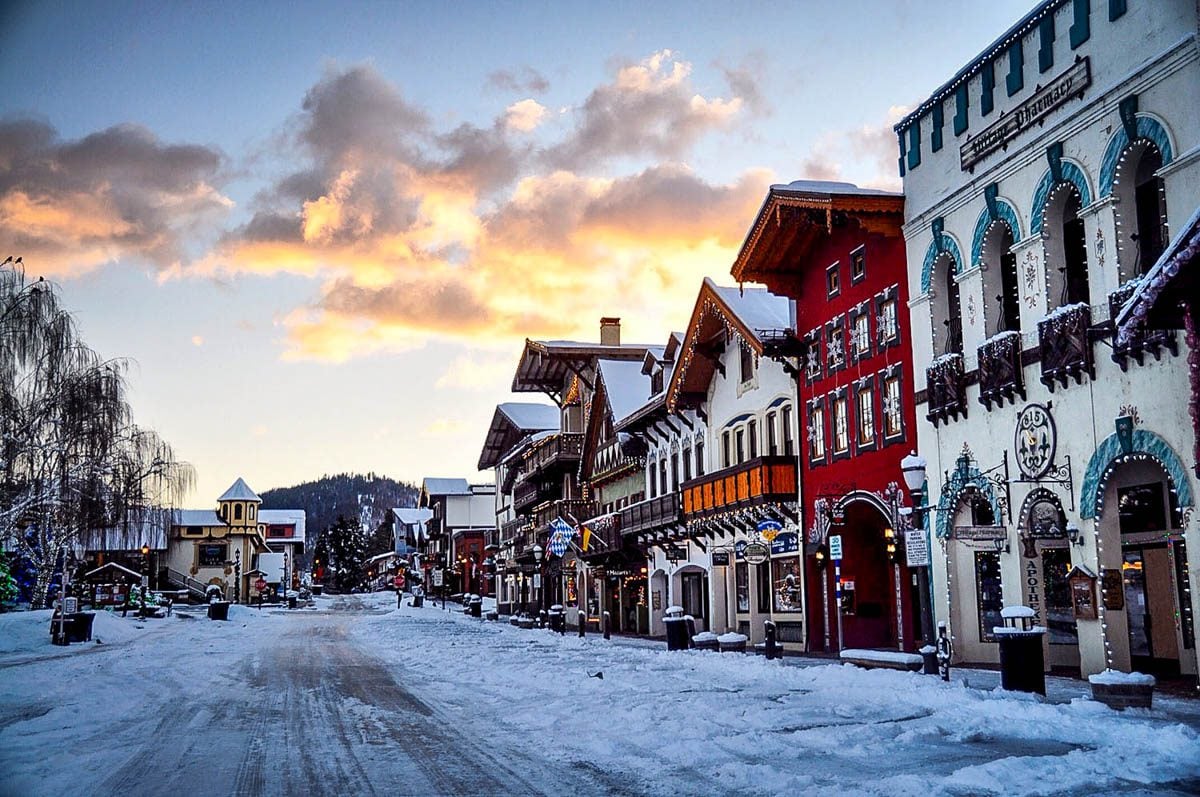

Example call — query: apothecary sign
[953,525,1007,541]
[960,57,1091,170]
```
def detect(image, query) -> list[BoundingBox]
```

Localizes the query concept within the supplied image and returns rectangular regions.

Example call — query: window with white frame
[766,411,778,456]
[781,404,795,456]
[808,400,826,462]
[805,329,822,382]
[883,371,904,441]
[748,419,758,459]
[722,431,731,468]
[735,428,746,464]
[853,309,871,359]
[850,245,867,284]
[857,381,875,447]
[696,440,705,476]
[682,445,692,481]
[832,394,849,455]
[876,287,900,350]
[739,341,755,384]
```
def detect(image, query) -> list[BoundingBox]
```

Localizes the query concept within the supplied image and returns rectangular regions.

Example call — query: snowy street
[3,594,1200,796]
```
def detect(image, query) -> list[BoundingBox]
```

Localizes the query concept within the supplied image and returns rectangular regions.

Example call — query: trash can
[312,585,324,596]
[469,595,483,618]
[548,604,564,632]
[718,632,748,653]
[411,595,424,608]
[664,617,690,650]
[995,606,1046,695]
[920,644,939,675]
[207,600,231,621]
[68,612,96,643]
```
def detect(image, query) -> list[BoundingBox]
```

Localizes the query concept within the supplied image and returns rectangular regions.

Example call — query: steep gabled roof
[478,402,560,470]
[666,278,791,412]
[421,478,471,496]
[511,338,654,397]
[218,477,261,503]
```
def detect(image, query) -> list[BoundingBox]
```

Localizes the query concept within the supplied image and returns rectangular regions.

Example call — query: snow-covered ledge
[840,648,924,672]
[1088,669,1156,710]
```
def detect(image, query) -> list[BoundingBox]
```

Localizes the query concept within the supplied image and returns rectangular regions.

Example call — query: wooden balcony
[1108,282,1178,371]
[521,433,583,480]
[926,353,967,426]
[499,516,529,547]
[532,498,595,531]
[977,331,1024,411]
[1038,304,1094,390]
[513,481,542,512]
[619,493,680,536]
[680,456,796,520]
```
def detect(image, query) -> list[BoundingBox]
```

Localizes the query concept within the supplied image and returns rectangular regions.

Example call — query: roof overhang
[731,184,904,292]
[1116,205,1200,337]
[512,339,651,399]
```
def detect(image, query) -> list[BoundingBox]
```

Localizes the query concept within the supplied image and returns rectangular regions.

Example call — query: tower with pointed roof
[217,477,261,535]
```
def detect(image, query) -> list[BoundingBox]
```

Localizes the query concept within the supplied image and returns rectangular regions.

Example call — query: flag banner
[547,516,576,557]
[581,526,592,551]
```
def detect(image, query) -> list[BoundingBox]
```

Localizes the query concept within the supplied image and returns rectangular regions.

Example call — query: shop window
[856,379,876,450]
[981,60,995,117]
[808,399,826,464]
[766,412,778,457]
[1069,0,1090,49]
[756,561,771,613]
[1006,39,1024,96]
[975,550,1004,643]
[748,420,758,459]
[1118,482,1168,534]
[1042,548,1079,644]
[954,84,969,135]
[781,404,795,457]
[831,393,849,457]
[739,341,756,384]
[772,558,803,612]
[826,262,840,298]
[1038,14,1055,73]
[736,561,749,613]
[199,544,227,567]
[851,246,866,283]
[931,101,944,152]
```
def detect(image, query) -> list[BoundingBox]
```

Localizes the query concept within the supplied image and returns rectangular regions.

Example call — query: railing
[499,516,528,546]
[620,493,680,536]
[522,433,583,478]
[679,456,796,520]
[164,567,208,600]
[1039,303,1094,390]
[977,331,1024,410]
[926,353,967,426]
[532,498,595,530]
[1109,282,1178,371]
[513,481,541,511]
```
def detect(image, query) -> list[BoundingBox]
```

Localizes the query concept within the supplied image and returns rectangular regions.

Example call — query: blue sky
[0,1,1028,503]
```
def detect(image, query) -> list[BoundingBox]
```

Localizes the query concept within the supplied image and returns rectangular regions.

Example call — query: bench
[839,648,923,672]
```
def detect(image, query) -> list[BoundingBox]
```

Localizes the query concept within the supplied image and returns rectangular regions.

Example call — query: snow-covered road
[2,594,1200,796]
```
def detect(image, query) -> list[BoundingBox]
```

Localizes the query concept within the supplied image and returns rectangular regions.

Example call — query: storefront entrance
[677,567,709,632]
[1122,544,1182,676]
[835,501,901,650]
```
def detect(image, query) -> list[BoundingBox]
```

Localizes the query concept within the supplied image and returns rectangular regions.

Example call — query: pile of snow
[692,631,719,643]
[1088,669,1156,686]
[840,648,924,666]
[1000,606,1036,619]
[717,632,747,644]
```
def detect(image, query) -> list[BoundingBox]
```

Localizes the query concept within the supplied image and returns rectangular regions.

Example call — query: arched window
[1043,184,1090,308]
[1113,141,1168,278]
[980,221,1021,334]
[930,252,963,354]
[233,503,243,521]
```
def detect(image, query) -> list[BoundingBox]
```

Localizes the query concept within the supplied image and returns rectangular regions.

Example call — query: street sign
[64,597,78,614]
[743,542,770,565]
[254,577,267,592]
[432,569,444,587]
[829,534,843,560]
[905,528,931,568]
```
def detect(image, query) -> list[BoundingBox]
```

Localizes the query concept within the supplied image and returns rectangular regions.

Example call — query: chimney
[600,317,621,346]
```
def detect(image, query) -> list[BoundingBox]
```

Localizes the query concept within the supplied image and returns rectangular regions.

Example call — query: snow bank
[1088,669,1156,686]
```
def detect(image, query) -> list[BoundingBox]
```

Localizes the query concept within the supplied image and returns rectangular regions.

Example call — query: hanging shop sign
[734,540,747,560]
[431,569,444,587]
[711,550,731,567]
[1019,489,1068,538]
[770,532,799,556]
[1101,569,1125,610]
[953,525,1007,541]
[960,57,1090,170]
[905,528,930,568]
[664,544,687,562]
[1015,404,1057,479]
[756,518,783,543]
[743,542,770,565]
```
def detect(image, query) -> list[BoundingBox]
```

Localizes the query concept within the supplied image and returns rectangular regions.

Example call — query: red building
[732,181,925,653]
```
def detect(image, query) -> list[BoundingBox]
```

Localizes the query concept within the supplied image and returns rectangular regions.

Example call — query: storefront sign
[1069,567,1098,620]
[734,540,747,560]
[960,57,1090,170]
[828,534,843,560]
[743,542,770,565]
[757,518,783,542]
[664,544,687,562]
[953,525,1007,541]
[1101,568,1124,610]
[711,550,731,567]
[770,532,799,556]
[1024,560,1043,625]
[905,528,930,568]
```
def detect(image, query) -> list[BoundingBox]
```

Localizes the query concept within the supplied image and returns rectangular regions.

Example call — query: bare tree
[0,261,193,606]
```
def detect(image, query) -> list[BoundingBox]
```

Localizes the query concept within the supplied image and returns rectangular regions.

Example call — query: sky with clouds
[0,0,1027,503]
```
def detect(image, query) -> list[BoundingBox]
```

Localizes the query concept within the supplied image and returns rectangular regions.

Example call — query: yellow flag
[582,526,592,551]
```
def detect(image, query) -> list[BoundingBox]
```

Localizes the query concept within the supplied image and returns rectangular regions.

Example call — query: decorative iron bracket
[1013,454,1075,512]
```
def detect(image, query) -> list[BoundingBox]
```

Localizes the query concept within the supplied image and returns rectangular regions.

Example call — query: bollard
[764,620,781,660]
[578,615,585,638]
[936,621,952,682]
[603,610,611,640]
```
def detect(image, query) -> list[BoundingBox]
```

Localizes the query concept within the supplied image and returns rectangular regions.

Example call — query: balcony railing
[513,481,542,512]
[521,433,583,480]
[532,498,595,531]
[977,331,1025,411]
[680,456,796,520]
[1109,282,1178,371]
[499,516,528,546]
[926,353,967,426]
[620,493,681,536]
[1038,303,1094,390]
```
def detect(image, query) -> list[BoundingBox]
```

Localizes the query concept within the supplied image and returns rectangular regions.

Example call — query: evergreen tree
[0,547,18,610]
[327,515,367,592]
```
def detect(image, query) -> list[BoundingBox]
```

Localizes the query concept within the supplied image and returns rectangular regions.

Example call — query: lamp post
[532,543,544,616]
[233,549,241,604]
[900,452,935,647]
[139,543,150,617]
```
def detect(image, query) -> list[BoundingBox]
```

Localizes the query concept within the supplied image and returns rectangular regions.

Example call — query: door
[1124,545,1181,675]
[681,571,708,631]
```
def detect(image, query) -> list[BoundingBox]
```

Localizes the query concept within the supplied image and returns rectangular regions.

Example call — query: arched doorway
[833,497,903,650]
[649,568,668,636]
[671,564,709,632]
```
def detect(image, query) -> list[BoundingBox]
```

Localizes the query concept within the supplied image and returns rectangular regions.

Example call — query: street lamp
[532,543,544,615]
[233,549,242,604]
[899,452,934,647]
[139,543,150,617]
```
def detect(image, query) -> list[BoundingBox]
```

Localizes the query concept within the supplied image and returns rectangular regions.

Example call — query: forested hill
[259,473,419,553]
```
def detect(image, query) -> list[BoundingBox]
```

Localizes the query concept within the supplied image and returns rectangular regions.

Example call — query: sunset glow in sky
[0,1,1027,502]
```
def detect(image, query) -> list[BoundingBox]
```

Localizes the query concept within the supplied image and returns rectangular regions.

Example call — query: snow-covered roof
[83,562,144,580]
[479,402,560,470]
[1116,203,1200,338]
[174,509,222,527]
[498,402,559,431]
[259,509,306,541]
[770,179,900,198]
[366,551,397,564]
[218,477,261,502]
[393,507,433,526]
[598,359,653,426]
[422,478,471,496]
[705,279,792,341]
